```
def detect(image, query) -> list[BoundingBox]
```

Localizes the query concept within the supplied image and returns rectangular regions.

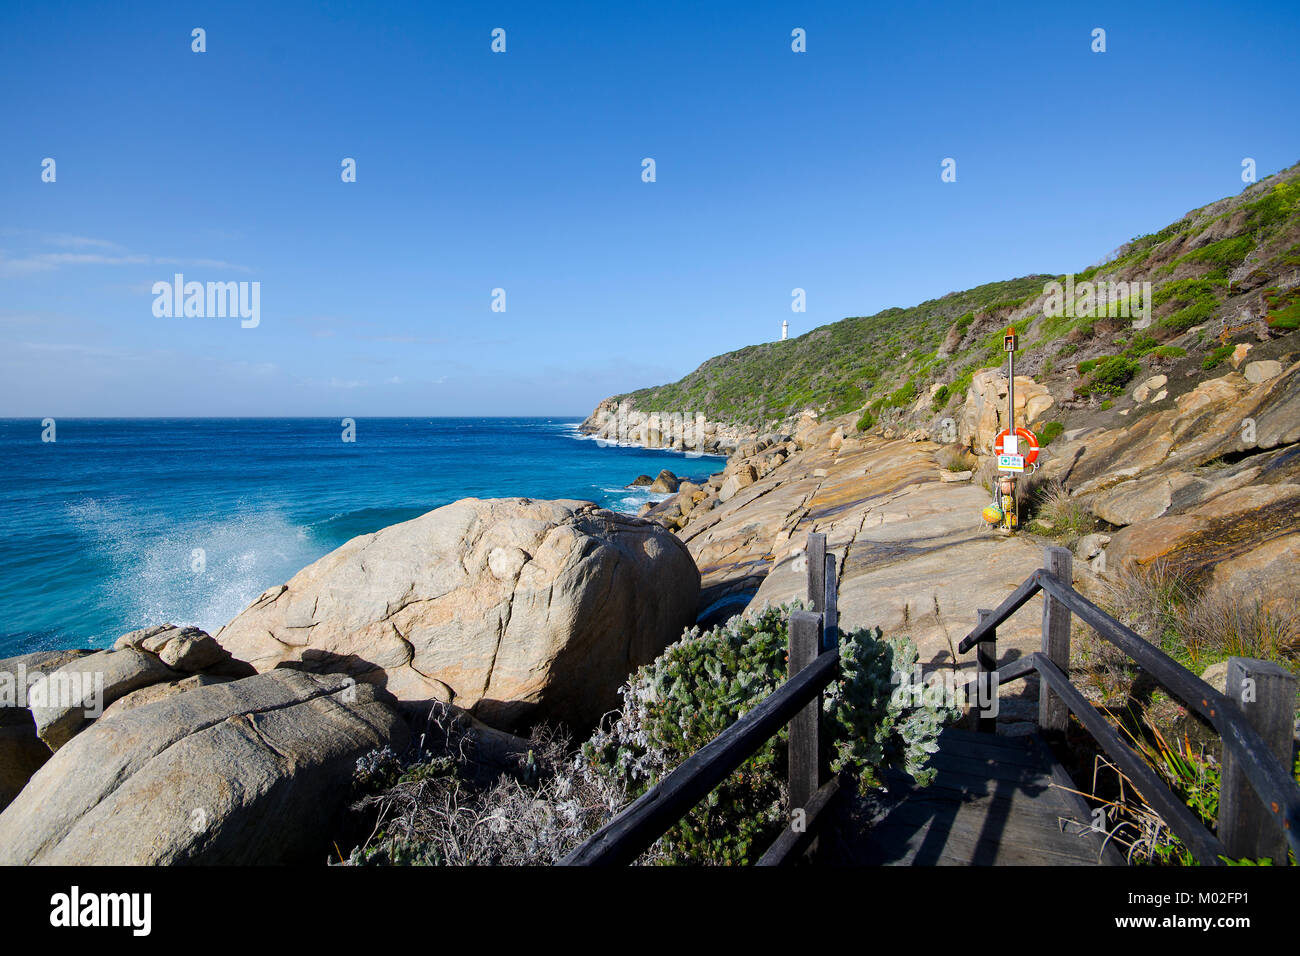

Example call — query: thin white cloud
[46,234,127,251]
[0,252,151,275]
[153,257,253,273]
[16,341,133,360]
[0,233,253,277]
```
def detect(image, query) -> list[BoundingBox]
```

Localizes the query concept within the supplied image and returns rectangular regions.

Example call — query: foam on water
[0,417,726,653]
[66,496,321,642]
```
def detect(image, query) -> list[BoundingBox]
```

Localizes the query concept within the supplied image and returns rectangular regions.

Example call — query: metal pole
[1007,344,1014,437]
[1005,336,1017,533]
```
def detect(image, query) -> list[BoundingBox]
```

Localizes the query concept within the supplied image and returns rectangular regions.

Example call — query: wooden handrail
[562,533,844,866]
[963,550,1300,863]
[1039,570,1300,858]
[565,534,1300,866]
[1038,572,1229,726]
[756,776,842,866]
[957,570,1043,654]
[1030,653,1229,865]
[560,639,840,865]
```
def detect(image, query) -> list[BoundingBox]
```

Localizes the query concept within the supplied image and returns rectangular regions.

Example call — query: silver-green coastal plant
[580,602,960,864]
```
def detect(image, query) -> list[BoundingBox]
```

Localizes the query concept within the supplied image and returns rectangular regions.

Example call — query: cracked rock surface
[0,670,407,865]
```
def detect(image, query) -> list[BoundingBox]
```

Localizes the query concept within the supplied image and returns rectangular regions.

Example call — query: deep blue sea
[0,418,723,656]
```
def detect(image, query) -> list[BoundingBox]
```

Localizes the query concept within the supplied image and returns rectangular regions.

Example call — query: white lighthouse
[781,319,788,341]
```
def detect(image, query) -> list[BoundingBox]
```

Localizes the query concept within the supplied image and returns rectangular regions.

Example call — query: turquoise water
[0,418,723,655]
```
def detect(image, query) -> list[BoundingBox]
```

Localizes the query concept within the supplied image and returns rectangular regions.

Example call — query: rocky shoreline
[0,498,699,864]
[579,397,762,455]
[2,354,1295,864]
[607,356,1300,728]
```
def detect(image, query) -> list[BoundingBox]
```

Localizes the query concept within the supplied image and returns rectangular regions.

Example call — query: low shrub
[1202,344,1235,370]
[1152,278,1222,308]
[938,446,975,472]
[884,378,919,409]
[1265,287,1300,331]
[1123,333,1161,359]
[1090,356,1142,394]
[1076,355,1141,397]
[1161,298,1217,332]
[949,366,978,398]
[342,707,616,866]
[1148,345,1186,360]
[581,604,959,865]
[1037,421,1065,446]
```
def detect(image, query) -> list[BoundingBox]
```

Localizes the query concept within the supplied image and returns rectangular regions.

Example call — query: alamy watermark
[1,663,104,718]
[152,273,260,328]
[50,886,151,936]
[1043,274,1152,329]
[891,663,999,718]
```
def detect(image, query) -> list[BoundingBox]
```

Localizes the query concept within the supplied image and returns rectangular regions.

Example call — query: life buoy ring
[993,427,1040,465]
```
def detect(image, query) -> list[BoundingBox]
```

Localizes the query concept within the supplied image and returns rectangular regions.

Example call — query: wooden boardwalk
[840,727,1125,866]
[565,535,1300,867]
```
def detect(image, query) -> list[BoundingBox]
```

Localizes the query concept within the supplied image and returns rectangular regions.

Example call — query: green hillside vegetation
[613,276,1048,427]
[611,164,1300,432]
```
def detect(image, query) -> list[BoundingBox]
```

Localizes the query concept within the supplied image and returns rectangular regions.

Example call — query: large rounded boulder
[215,498,700,730]
[0,670,407,865]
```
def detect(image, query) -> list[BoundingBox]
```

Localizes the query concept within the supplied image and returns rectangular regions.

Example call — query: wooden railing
[560,532,842,866]
[958,545,1300,866]
[563,536,1300,867]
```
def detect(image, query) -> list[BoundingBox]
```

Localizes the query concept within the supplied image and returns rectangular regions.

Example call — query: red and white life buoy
[993,427,1040,465]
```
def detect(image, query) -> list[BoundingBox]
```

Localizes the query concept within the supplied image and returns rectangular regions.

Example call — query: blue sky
[2,0,1297,416]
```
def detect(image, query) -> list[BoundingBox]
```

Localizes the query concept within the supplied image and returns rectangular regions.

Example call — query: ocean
[0,418,724,656]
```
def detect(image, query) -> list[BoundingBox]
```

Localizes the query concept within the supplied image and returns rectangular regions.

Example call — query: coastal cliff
[579,397,760,455]
[584,163,1300,730]
[623,353,1298,729]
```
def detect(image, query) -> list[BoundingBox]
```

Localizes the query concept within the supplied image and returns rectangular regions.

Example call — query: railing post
[807,533,827,613]
[1219,658,1298,863]
[822,552,838,652]
[974,608,998,734]
[788,610,824,815]
[1039,546,1073,734]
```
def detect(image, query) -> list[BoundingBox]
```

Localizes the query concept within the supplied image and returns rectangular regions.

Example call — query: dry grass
[1180,587,1300,669]
[1096,558,1300,672]
[1073,618,1140,706]
[938,447,976,473]
[1066,562,1299,867]
[341,703,623,866]
[1078,715,1223,866]
[1029,479,1096,540]
[1096,558,1187,642]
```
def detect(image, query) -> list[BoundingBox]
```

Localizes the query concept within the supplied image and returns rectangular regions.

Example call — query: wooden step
[842,728,1124,866]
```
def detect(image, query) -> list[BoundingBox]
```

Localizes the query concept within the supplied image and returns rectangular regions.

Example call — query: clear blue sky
[2,0,1297,416]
